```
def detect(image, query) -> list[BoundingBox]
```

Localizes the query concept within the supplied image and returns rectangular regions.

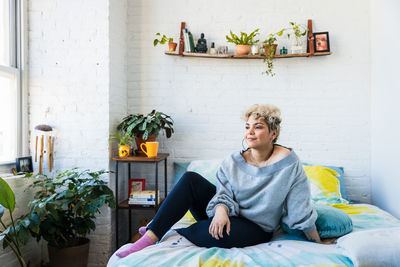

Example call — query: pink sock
[139,226,147,236]
[116,235,155,258]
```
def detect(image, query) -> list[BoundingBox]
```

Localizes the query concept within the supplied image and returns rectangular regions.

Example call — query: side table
[113,153,169,249]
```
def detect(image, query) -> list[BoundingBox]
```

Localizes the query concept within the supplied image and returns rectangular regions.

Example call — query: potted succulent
[153,33,177,52]
[117,110,174,156]
[109,130,135,158]
[226,29,259,55]
[24,169,115,267]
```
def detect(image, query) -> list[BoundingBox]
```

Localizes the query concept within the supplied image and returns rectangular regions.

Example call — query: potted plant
[287,22,307,54]
[226,29,259,55]
[153,33,177,52]
[25,169,115,267]
[117,110,174,156]
[0,177,30,267]
[109,130,135,158]
[262,33,278,76]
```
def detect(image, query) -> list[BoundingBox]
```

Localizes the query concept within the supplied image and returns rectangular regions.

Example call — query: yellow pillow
[183,210,196,222]
[303,165,348,204]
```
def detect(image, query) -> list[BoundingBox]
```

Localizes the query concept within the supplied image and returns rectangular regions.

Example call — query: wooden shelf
[165,51,331,58]
[113,153,169,162]
[118,199,164,209]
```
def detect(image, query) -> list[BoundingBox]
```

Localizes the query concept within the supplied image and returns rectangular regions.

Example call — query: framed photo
[16,156,33,173]
[313,32,330,52]
[128,178,146,196]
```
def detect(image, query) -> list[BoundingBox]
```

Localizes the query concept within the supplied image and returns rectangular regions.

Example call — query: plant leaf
[0,178,15,212]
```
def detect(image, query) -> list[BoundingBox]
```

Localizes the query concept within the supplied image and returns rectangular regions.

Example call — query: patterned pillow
[303,163,349,201]
[186,159,222,186]
[303,165,348,204]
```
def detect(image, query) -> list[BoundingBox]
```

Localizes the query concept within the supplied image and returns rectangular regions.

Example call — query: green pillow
[281,203,353,238]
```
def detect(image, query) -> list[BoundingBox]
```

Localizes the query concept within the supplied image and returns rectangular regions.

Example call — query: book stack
[129,190,160,206]
[183,28,195,52]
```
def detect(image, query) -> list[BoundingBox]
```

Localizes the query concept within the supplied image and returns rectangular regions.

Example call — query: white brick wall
[127,0,371,203]
[27,0,113,266]
[109,0,128,257]
[2,0,374,266]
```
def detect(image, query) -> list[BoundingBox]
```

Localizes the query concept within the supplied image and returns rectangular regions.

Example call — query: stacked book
[129,190,160,206]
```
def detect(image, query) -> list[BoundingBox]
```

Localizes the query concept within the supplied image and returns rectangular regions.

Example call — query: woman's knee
[179,171,207,186]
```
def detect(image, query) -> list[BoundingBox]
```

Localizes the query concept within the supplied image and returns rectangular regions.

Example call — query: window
[0,0,22,165]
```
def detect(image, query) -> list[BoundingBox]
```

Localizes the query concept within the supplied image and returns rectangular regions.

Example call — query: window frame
[0,0,26,169]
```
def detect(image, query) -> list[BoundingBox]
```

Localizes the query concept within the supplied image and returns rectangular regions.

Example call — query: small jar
[250,45,260,55]
[210,42,217,55]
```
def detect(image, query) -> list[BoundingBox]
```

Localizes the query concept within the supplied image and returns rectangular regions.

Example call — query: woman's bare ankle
[145,230,159,243]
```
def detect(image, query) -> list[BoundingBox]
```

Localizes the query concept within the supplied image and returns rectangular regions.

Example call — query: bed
[107,160,400,267]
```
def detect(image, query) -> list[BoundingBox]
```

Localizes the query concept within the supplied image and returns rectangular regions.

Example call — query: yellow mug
[140,142,159,158]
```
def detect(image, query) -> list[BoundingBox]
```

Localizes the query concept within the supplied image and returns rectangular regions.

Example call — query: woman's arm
[206,167,239,218]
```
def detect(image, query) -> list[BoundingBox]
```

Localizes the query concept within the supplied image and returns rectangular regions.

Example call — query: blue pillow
[173,162,190,186]
[303,163,349,201]
[281,203,353,239]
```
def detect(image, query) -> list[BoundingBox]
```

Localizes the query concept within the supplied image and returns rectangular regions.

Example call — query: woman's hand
[209,205,230,240]
[305,229,337,245]
[320,237,337,245]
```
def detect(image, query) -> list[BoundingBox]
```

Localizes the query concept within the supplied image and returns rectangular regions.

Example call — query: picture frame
[128,178,146,196]
[16,156,33,173]
[313,32,330,52]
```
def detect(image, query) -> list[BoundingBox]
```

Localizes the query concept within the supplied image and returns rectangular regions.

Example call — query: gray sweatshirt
[206,146,317,233]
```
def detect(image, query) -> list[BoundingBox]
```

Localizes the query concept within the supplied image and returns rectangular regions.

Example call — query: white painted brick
[12,0,376,266]
[126,0,372,204]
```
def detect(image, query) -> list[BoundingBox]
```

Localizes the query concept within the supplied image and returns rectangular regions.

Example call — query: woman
[117,104,335,258]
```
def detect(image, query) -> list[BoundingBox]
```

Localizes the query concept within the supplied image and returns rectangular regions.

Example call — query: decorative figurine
[195,33,208,53]
[217,46,228,55]
[280,46,288,55]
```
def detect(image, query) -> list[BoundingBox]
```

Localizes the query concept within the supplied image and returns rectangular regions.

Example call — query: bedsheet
[108,203,400,267]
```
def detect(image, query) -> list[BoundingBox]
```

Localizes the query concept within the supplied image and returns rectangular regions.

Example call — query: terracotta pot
[235,45,250,55]
[135,135,157,156]
[118,145,130,158]
[48,238,90,267]
[265,44,278,57]
[168,42,177,52]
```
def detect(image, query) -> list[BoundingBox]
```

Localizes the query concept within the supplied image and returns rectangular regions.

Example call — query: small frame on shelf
[128,178,146,196]
[313,32,330,53]
[16,156,33,173]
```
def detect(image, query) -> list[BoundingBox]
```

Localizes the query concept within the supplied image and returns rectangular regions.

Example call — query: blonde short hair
[243,104,282,143]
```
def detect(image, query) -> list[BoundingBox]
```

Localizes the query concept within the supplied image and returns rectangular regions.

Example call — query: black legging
[147,171,273,248]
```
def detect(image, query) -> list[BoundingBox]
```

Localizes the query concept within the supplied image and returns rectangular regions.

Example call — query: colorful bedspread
[108,204,400,267]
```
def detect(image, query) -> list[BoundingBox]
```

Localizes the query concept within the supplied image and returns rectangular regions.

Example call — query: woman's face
[244,116,277,149]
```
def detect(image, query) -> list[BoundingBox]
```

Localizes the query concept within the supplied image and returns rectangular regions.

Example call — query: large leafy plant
[118,110,174,141]
[0,177,30,267]
[226,29,260,45]
[26,169,115,249]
